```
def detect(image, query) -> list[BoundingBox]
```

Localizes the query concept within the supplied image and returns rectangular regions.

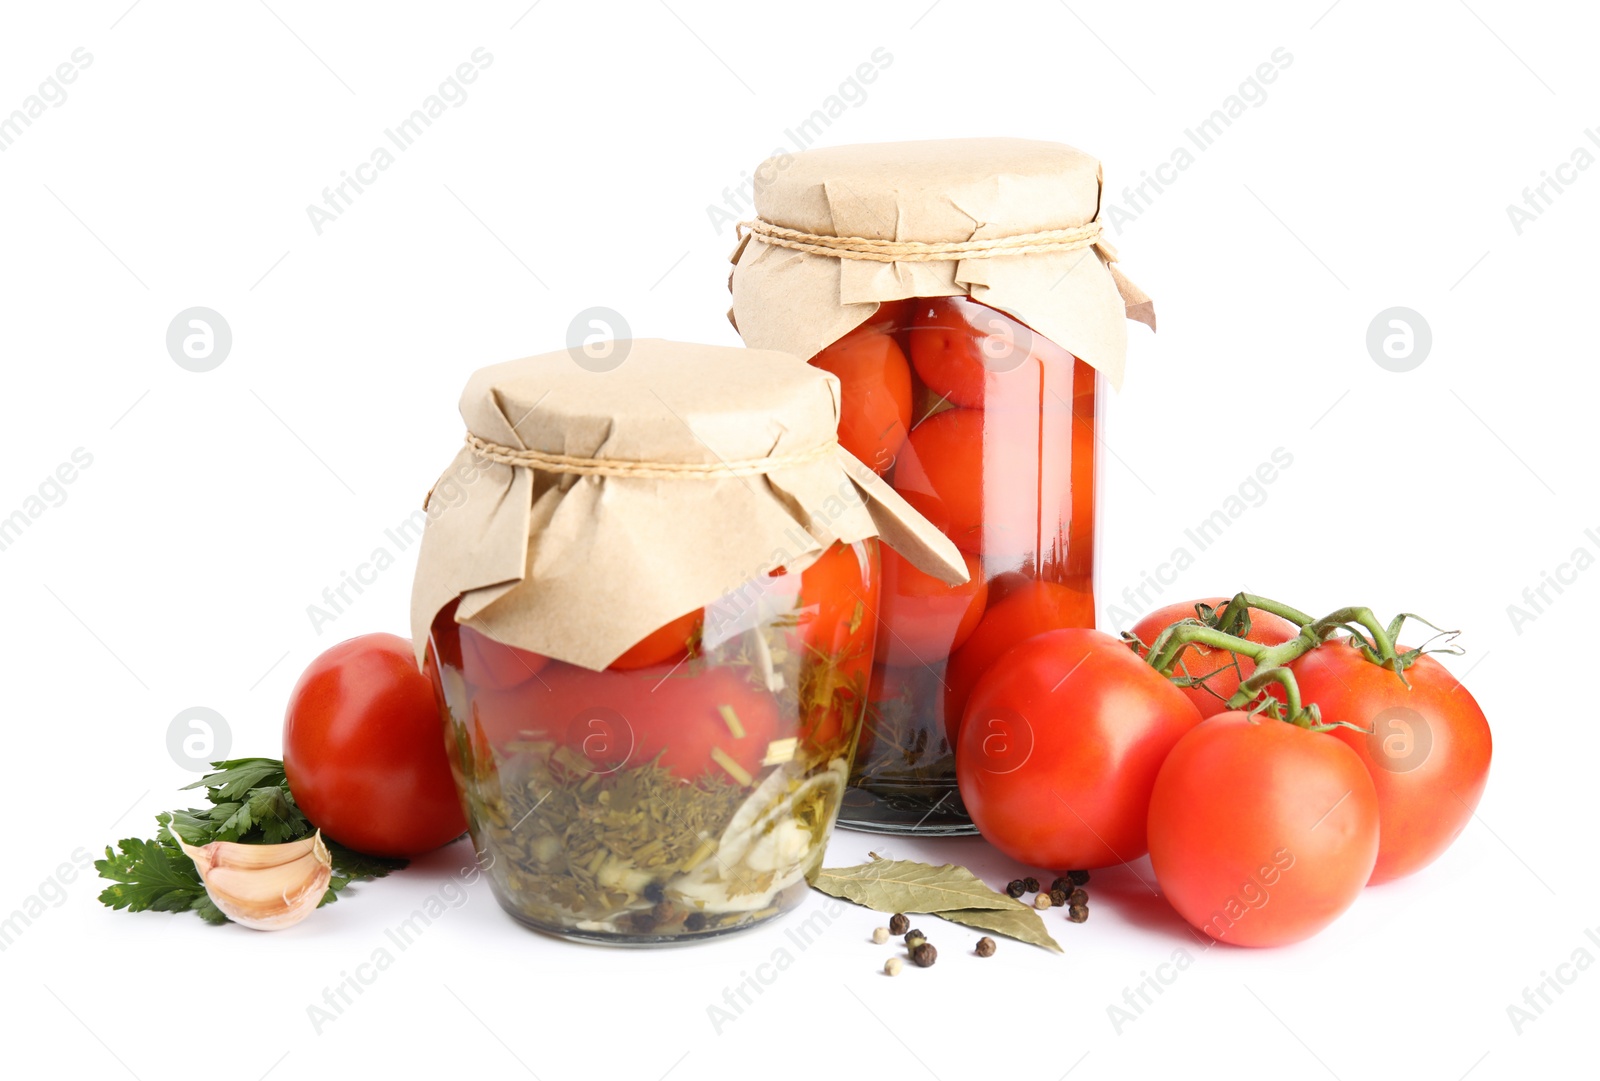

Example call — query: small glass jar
[808,298,1100,834]
[412,340,963,940]
[426,541,877,944]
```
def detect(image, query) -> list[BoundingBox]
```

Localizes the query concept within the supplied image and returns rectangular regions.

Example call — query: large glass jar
[815,298,1101,834]
[429,542,879,943]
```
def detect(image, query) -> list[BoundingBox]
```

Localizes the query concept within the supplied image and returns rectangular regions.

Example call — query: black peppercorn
[1068,869,1090,886]
[1067,903,1089,923]
[975,936,997,957]
[643,881,666,904]
[889,912,910,935]
[1049,876,1072,894]
[911,942,938,967]
[1048,887,1068,907]
[684,911,708,932]
[1067,887,1088,906]
[1006,879,1027,898]
[904,930,926,949]
[1022,876,1040,893]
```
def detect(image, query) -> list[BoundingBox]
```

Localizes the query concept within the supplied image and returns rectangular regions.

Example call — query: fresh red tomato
[812,329,913,475]
[872,548,987,667]
[943,577,1094,743]
[956,629,1203,869]
[609,609,702,670]
[1291,641,1492,884]
[460,624,550,690]
[284,633,467,857]
[908,296,1073,408]
[1148,711,1380,946]
[1132,598,1301,718]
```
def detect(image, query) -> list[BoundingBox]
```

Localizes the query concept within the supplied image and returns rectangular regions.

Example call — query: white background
[1,1,1593,1078]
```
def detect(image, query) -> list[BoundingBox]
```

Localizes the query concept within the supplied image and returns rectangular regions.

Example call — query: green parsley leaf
[95,837,208,916]
[99,757,408,925]
[180,758,288,802]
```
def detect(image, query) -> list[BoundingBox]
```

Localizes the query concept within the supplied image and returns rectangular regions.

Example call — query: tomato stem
[1226,664,1308,722]
[1308,607,1402,668]
[1143,597,1455,722]
[1144,623,1270,676]
[1215,593,1315,629]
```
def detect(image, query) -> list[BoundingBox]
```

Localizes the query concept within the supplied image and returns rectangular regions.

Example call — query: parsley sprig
[96,758,406,924]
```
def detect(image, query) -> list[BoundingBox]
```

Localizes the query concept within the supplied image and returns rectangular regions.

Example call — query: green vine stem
[1143,623,1269,675]
[1214,593,1315,630]
[1144,601,1406,677]
[1138,594,1461,728]
[1229,664,1307,724]
[1225,664,1370,734]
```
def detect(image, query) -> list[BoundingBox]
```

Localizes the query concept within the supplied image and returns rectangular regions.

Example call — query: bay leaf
[811,857,1027,915]
[938,906,1063,953]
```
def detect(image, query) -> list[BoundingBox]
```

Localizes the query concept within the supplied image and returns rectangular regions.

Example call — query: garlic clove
[175,829,333,931]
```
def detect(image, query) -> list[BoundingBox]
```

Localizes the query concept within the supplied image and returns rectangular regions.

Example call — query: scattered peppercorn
[1049,876,1072,894]
[911,942,938,967]
[1023,876,1041,893]
[905,931,927,949]
[1068,869,1090,886]
[642,880,666,904]
[884,956,904,976]
[1033,891,1052,911]
[1006,879,1027,898]
[975,936,997,957]
[1067,903,1089,923]
[1067,887,1089,906]
[1048,888,1068,907]
[872,927,890,945]
[889,912,910,935]
[684,911,707,932]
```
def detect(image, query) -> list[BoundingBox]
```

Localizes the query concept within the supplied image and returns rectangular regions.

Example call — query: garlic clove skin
[176,829,333,930]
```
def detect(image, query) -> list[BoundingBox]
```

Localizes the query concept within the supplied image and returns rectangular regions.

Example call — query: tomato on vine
[1147,707,1380,947]
[1292,640,1492,884]
[1132,597,1299,718]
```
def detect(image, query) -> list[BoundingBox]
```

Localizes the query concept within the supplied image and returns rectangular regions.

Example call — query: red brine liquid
[818,297,1100,835]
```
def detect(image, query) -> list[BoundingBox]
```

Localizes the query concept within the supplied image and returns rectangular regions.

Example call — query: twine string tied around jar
[463,431,838,480]
[736,217,1119,264]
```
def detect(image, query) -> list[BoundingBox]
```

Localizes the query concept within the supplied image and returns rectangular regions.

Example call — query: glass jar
[813,298,1101,834]
[728,138,1152,834]
[426,540,877,944]
[411,340,964,940]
